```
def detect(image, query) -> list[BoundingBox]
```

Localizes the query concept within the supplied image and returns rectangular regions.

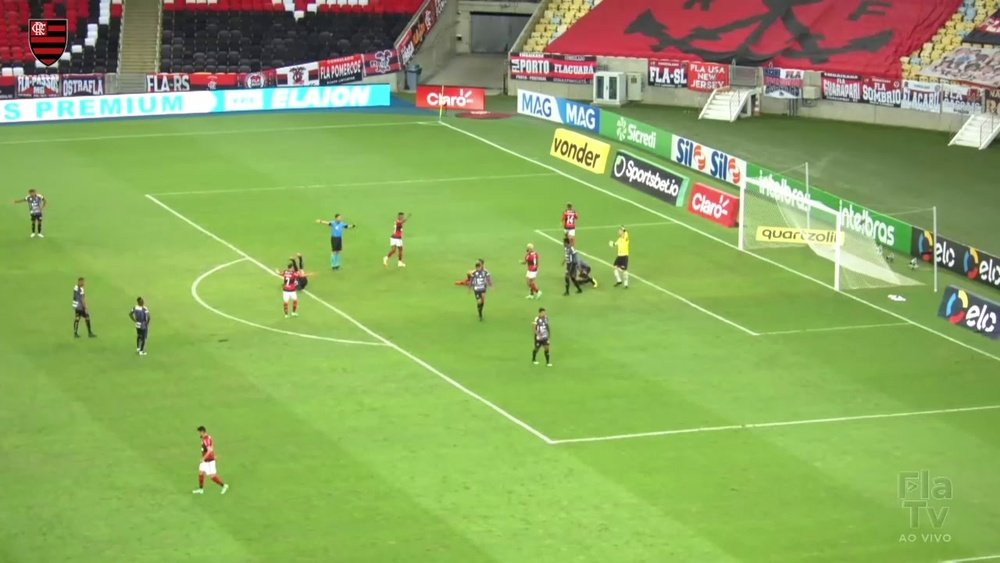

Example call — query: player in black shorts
[562,236,584,296]
[531,308,551,366]
[468,260,492,320]
[576,257,597,288]
[129,297,151,356]
[14,188,46,238]
[72,277,96,338]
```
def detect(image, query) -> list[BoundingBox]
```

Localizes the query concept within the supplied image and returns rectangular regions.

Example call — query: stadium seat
[0,0,122,75]
[903,0,998,78]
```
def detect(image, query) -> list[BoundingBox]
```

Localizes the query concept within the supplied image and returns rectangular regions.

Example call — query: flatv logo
[625,0,896,64]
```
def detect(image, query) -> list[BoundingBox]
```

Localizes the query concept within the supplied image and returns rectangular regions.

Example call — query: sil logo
[942,288,969,324]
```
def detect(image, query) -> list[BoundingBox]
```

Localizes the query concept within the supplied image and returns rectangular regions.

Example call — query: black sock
[85,319,93,335]
[73,319,79,335]
[477,303,483,318]
[572,277,583,292]
[532,346,539,361]
[136,335,142,349]
[564,277,570,293]
[139,336,146,352]
[544,350,551,363]
[36,220,42,234]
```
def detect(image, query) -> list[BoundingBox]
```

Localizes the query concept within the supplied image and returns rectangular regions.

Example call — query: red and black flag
[28,19,68,67]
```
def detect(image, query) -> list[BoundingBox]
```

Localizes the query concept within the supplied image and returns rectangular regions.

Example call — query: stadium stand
[0,0,122,75]
[160,0,421,73]
[902,0,999,79]
[522,0,598,53]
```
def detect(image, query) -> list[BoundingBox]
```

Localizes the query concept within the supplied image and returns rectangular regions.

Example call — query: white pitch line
[536,221,676,232]
[441,121,1000,364]
[146,193,555,445]
[550,404,1000,445]
[150,172,558,197]
[943,555,1000,563]
[191,258,386,347]
[534,230,759,336]
[756,322,911,336]
[0,120,435,145]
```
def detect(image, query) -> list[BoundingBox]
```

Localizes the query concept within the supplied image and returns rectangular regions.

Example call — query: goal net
[738,182,922,291]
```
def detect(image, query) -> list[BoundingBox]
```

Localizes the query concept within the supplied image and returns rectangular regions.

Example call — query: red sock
[198,474,205,488]
[530,281,538,294]
[211,475,224,486]
[283,303,288,314]
[292,300,298,312]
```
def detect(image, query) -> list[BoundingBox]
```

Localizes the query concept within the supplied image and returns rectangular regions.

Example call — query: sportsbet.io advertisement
[517,88,998,284]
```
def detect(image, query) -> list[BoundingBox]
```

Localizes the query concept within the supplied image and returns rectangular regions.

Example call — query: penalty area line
[756,322,911,336]
[191,258,386,347]
[146,193,556,445]
[551,404,1000,445]
[534,230,759,336]
[943,555,1000,563]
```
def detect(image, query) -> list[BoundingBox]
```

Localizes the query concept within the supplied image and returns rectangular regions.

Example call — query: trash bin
[405,64,422,90]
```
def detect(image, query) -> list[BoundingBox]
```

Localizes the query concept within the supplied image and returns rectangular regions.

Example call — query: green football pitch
[1,99,998,563]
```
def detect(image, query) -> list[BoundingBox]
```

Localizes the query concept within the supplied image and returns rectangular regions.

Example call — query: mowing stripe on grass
[550,404,1000,445]
[151,173,559,197]
[146,193,556,445]
[0,120,435,145]
[756,322,911,336]
[534,229,759,336]
[192,258,387,347]
[441,121,1000,364]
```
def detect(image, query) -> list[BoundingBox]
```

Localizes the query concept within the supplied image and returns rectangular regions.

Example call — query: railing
[979,112,999,148]
[155,0,164,71]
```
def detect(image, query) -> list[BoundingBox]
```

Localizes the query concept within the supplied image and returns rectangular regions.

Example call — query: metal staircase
[699,87,755,121]
[949,112,1000,150]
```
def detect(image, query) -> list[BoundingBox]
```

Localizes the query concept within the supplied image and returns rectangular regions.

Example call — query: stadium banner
[550,128,611,174]
[821,73,863,103]
[920,46,1000,88]
[647,59,688,88]
[755,226,843,246]
[60,74,105,97]
[396,0,444,65]
[963,10,1000,46]
[672,134,746,188]
[319,54,365,85]
[861,76,903,108]
[415,85,486,111]
[986,89,1000,115]
[600,110,671,158]
[609,150,690,207]
[687,182,739,228]
[16,74,60,98]
[808,188,912,254]
[687,61,729,92]
[937,286,1000,339]
[0,84,392,124]
[237,70,278,89]
[510,52,597,84]
[744,163,813,214]
[763,68,804,99]
[901,80,942,113]
[940,83,984,115]
[190,73,240,90]
[911,229,1000,292]
[962,10,1000,45]
[0,76,16,100]
[277,62,320,86]
[363,49,402,76]
[146,73,191,92]
[516,89,600,132]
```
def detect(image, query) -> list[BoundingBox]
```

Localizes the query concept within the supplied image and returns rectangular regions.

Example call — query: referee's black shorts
[330,236,343,252]
[613,255,629,270]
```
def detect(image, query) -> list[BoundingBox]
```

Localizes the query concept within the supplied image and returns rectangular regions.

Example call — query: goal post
[739,181,922,292]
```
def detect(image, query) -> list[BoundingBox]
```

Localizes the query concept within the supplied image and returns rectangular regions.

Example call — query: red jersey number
[525,251,539,272]
[201,435,216,461]
[563,211,578,229]
[282,270,298,291]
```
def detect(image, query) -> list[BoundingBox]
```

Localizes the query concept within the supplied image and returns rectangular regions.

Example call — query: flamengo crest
[29,19,68,67]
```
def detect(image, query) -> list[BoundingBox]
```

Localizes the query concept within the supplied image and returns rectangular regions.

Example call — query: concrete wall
[457,1,539,55]
[410,0,459,85]
[509,57,970,133]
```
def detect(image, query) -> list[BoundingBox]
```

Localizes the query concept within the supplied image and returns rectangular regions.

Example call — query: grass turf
[0,101,998,563]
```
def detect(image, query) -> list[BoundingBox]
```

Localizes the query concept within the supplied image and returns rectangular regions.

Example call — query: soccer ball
[909,258,918,270]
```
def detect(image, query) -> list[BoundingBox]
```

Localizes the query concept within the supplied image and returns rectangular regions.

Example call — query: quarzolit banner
[901,80,941,113]
[687,62,729,92]
[647,59,688,88]
[821,73,863,103]
[599,110,671,159]
[911,229,1000,292]
[940,83,984,114]
[763,68,804,99]
[509,53,597,84]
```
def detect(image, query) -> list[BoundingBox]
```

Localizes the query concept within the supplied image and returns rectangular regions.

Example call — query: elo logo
[964,248,980,280]
[935,239,959,268]
[937,285,1000,339]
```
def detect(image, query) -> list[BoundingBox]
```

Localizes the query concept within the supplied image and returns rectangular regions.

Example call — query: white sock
[623,271,629,287]
[614,268,622,283]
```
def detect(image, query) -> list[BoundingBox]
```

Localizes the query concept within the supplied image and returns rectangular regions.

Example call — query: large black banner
[609,150,689,207]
